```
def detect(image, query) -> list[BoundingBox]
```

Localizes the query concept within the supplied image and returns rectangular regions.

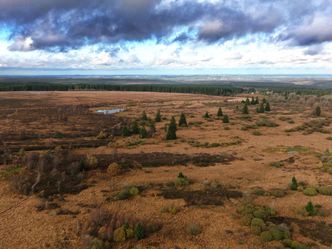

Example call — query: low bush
[186,223,202,236]
[241,124,258,131]
[115,186,140,200]
[80,208,161,247]
[283,239,308,249]
[269,224,290,240]
[160,204,179,214]
[252,130,262,136]
[175,172,189,187]
[86,155,98,169]
[256,118,278,127]
[317,185,332,196]
[303,187,318,196]
[251,218,266,234]
[87,238,104,249]
[260,231,273,242]
[0,165,22,180]
[269,188,287,198]
[96,130,108,139]
[270,161,284,168]
[250,187,266,196]
[107,163,122,176]
[237,203,294,243]
[286,119,331,134]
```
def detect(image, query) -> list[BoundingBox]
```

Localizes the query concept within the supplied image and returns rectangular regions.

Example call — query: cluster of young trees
[243,97,260,105]
[121,110,189,141]
[240,97,272,115]
[256,99,271,113]
[203,108,229,123]
[122,111,156,139]
[166,112,189,140]
[122,106,233,142]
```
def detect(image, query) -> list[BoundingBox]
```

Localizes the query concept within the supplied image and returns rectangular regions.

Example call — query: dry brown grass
[0,91,332,249]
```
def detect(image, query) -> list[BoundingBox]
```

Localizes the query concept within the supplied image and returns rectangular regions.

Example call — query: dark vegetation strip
[1,78,332,95]
[0,82,244,96]
[160,185,242,206]
[94,152,236,168]
[269,216,332,246]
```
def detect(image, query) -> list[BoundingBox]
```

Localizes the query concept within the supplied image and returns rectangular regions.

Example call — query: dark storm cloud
[0,0,331,51]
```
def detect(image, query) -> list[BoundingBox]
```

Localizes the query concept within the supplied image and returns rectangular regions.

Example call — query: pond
[96,108,125,115]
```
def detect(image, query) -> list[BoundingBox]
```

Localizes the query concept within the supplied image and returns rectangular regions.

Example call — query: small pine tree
[245,98,250,105]
[155,109,161,122]
[149,122,156,133]
[305,201,316,216]
[262,98,267,104]
[251,97,255,105]
[204,112,210,119]
[314,106,321,117]
[131,121,140,134]
[217,107,223,117]
[178,112,188,127]
[255,96,259,104]
[166,117,177,140]
[242,103,249,114]
[178,172,185,178]
[257,103,265,113]
[141,111,148,121]
[122,126,131,137]
[290,176,298,191]
[134,223,145,240]
[223,114,229,123]
[139,126,147,138]
[265,102,271,112]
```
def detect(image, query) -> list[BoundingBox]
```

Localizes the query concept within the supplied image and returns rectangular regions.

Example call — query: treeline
[1,81,331,96]
[0,82,245,96]
[272,88,332,97]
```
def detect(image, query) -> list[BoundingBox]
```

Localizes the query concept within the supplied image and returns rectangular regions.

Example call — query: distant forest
[0,78,331,96]
[0,81,247,96]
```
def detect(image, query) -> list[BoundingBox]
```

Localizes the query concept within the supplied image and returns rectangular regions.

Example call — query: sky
[0,0,332,75]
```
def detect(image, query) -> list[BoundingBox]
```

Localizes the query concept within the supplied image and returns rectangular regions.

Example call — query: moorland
[0,82,332,249]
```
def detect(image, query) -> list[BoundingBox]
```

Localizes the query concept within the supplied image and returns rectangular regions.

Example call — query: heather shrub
[115,186,140,200]
[175,172,189,187]
[186,223,202,236]
[303,187,318,196]
[318,185,332,196]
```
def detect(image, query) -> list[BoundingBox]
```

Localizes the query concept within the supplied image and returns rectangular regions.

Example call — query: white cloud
[8,36,34,51]
[1,33,332,73]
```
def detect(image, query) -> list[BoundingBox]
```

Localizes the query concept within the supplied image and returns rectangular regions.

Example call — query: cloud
[8,36,34,51]
[0,0,331,52]
[304,44,324,55]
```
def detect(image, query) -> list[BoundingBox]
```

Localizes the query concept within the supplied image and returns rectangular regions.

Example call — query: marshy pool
[96,108,125,115]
